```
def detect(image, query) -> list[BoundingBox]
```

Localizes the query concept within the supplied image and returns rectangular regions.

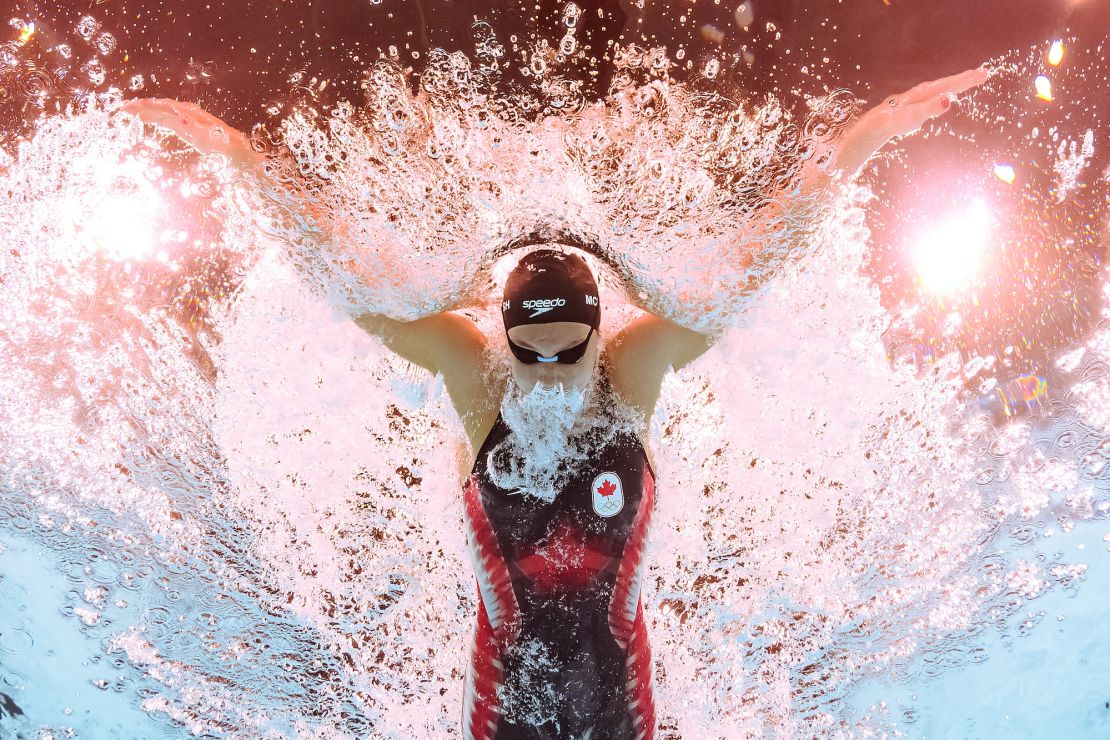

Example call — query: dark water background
[4,0,1107,127]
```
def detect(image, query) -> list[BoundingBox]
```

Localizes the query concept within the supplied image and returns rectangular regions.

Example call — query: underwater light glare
[63,158,165,263]
[81,191,162,262]
[1034,74,1054,102]
[912,199,991,296]
[1048,40,1065,66]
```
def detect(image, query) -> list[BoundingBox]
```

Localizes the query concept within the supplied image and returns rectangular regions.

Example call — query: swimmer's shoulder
[605,316,709,437]
[601,346,655,427]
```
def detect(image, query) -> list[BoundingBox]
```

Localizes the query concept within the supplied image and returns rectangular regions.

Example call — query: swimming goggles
[506,327,595,365]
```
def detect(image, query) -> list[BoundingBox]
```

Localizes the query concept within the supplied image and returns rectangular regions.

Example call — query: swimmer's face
[506,321,599,396]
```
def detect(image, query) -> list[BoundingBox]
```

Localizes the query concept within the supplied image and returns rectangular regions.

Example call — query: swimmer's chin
[531,381,585,403]
[510,380,592,419]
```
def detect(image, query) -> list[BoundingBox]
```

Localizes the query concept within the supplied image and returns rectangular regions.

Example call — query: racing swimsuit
[462,414,656,740]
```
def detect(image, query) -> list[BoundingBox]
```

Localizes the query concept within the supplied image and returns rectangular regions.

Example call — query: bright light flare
[16,21,35,45]
[1048,40,1065,66]
[995,374,1047,417]
[61,157,166,263]
[1034,75,1053,102]
[86,193,162,261]
[912,199,991,296]
[993,163,1016,184]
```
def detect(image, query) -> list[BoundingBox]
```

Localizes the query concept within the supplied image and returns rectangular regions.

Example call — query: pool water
[2,3,1108,738]
[852,516,1110,738]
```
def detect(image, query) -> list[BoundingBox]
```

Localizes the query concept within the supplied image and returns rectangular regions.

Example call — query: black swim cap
[502,249,600,330]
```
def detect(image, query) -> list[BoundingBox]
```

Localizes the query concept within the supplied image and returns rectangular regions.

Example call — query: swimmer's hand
[119,98,265,176]
[831,66,990,179]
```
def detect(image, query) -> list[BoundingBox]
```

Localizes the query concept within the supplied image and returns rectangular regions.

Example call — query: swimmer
[123,64,988,739]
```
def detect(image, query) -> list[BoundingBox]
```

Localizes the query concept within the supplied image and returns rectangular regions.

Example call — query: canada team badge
[591,472,624,518]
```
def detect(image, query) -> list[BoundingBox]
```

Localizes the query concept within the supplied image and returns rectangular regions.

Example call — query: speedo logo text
[522,298,565,317]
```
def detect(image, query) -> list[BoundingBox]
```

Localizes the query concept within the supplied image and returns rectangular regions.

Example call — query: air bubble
[0,628,34,653]
[18,68,56,99]
[1055,430,1078,449]
[185,59,214,84]
[563,2,582,28]
[82,59,106,86]
[76,16,100,41]
[95,32,117,55]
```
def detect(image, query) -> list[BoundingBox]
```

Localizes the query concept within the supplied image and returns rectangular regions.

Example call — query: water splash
[0,23,1107,740]
[260,52,852,335]
[488,380,628,503]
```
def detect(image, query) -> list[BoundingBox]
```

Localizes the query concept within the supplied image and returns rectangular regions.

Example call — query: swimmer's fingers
[898,66,991,106]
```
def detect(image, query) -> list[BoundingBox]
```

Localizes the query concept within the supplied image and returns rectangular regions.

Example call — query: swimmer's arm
[353,310,490,418]
[607,68,992,414]
[120,100,489,358]
[823,66,990,182]
[607,313,709,416]
[120,98,493,402]
[119,99,265,177]
[352,310,486,375]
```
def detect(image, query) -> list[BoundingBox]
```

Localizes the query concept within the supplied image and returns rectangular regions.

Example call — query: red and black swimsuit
[462,414,656,740]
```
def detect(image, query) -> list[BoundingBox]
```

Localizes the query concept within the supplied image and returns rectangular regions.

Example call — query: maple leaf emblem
[597,479,617,497]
